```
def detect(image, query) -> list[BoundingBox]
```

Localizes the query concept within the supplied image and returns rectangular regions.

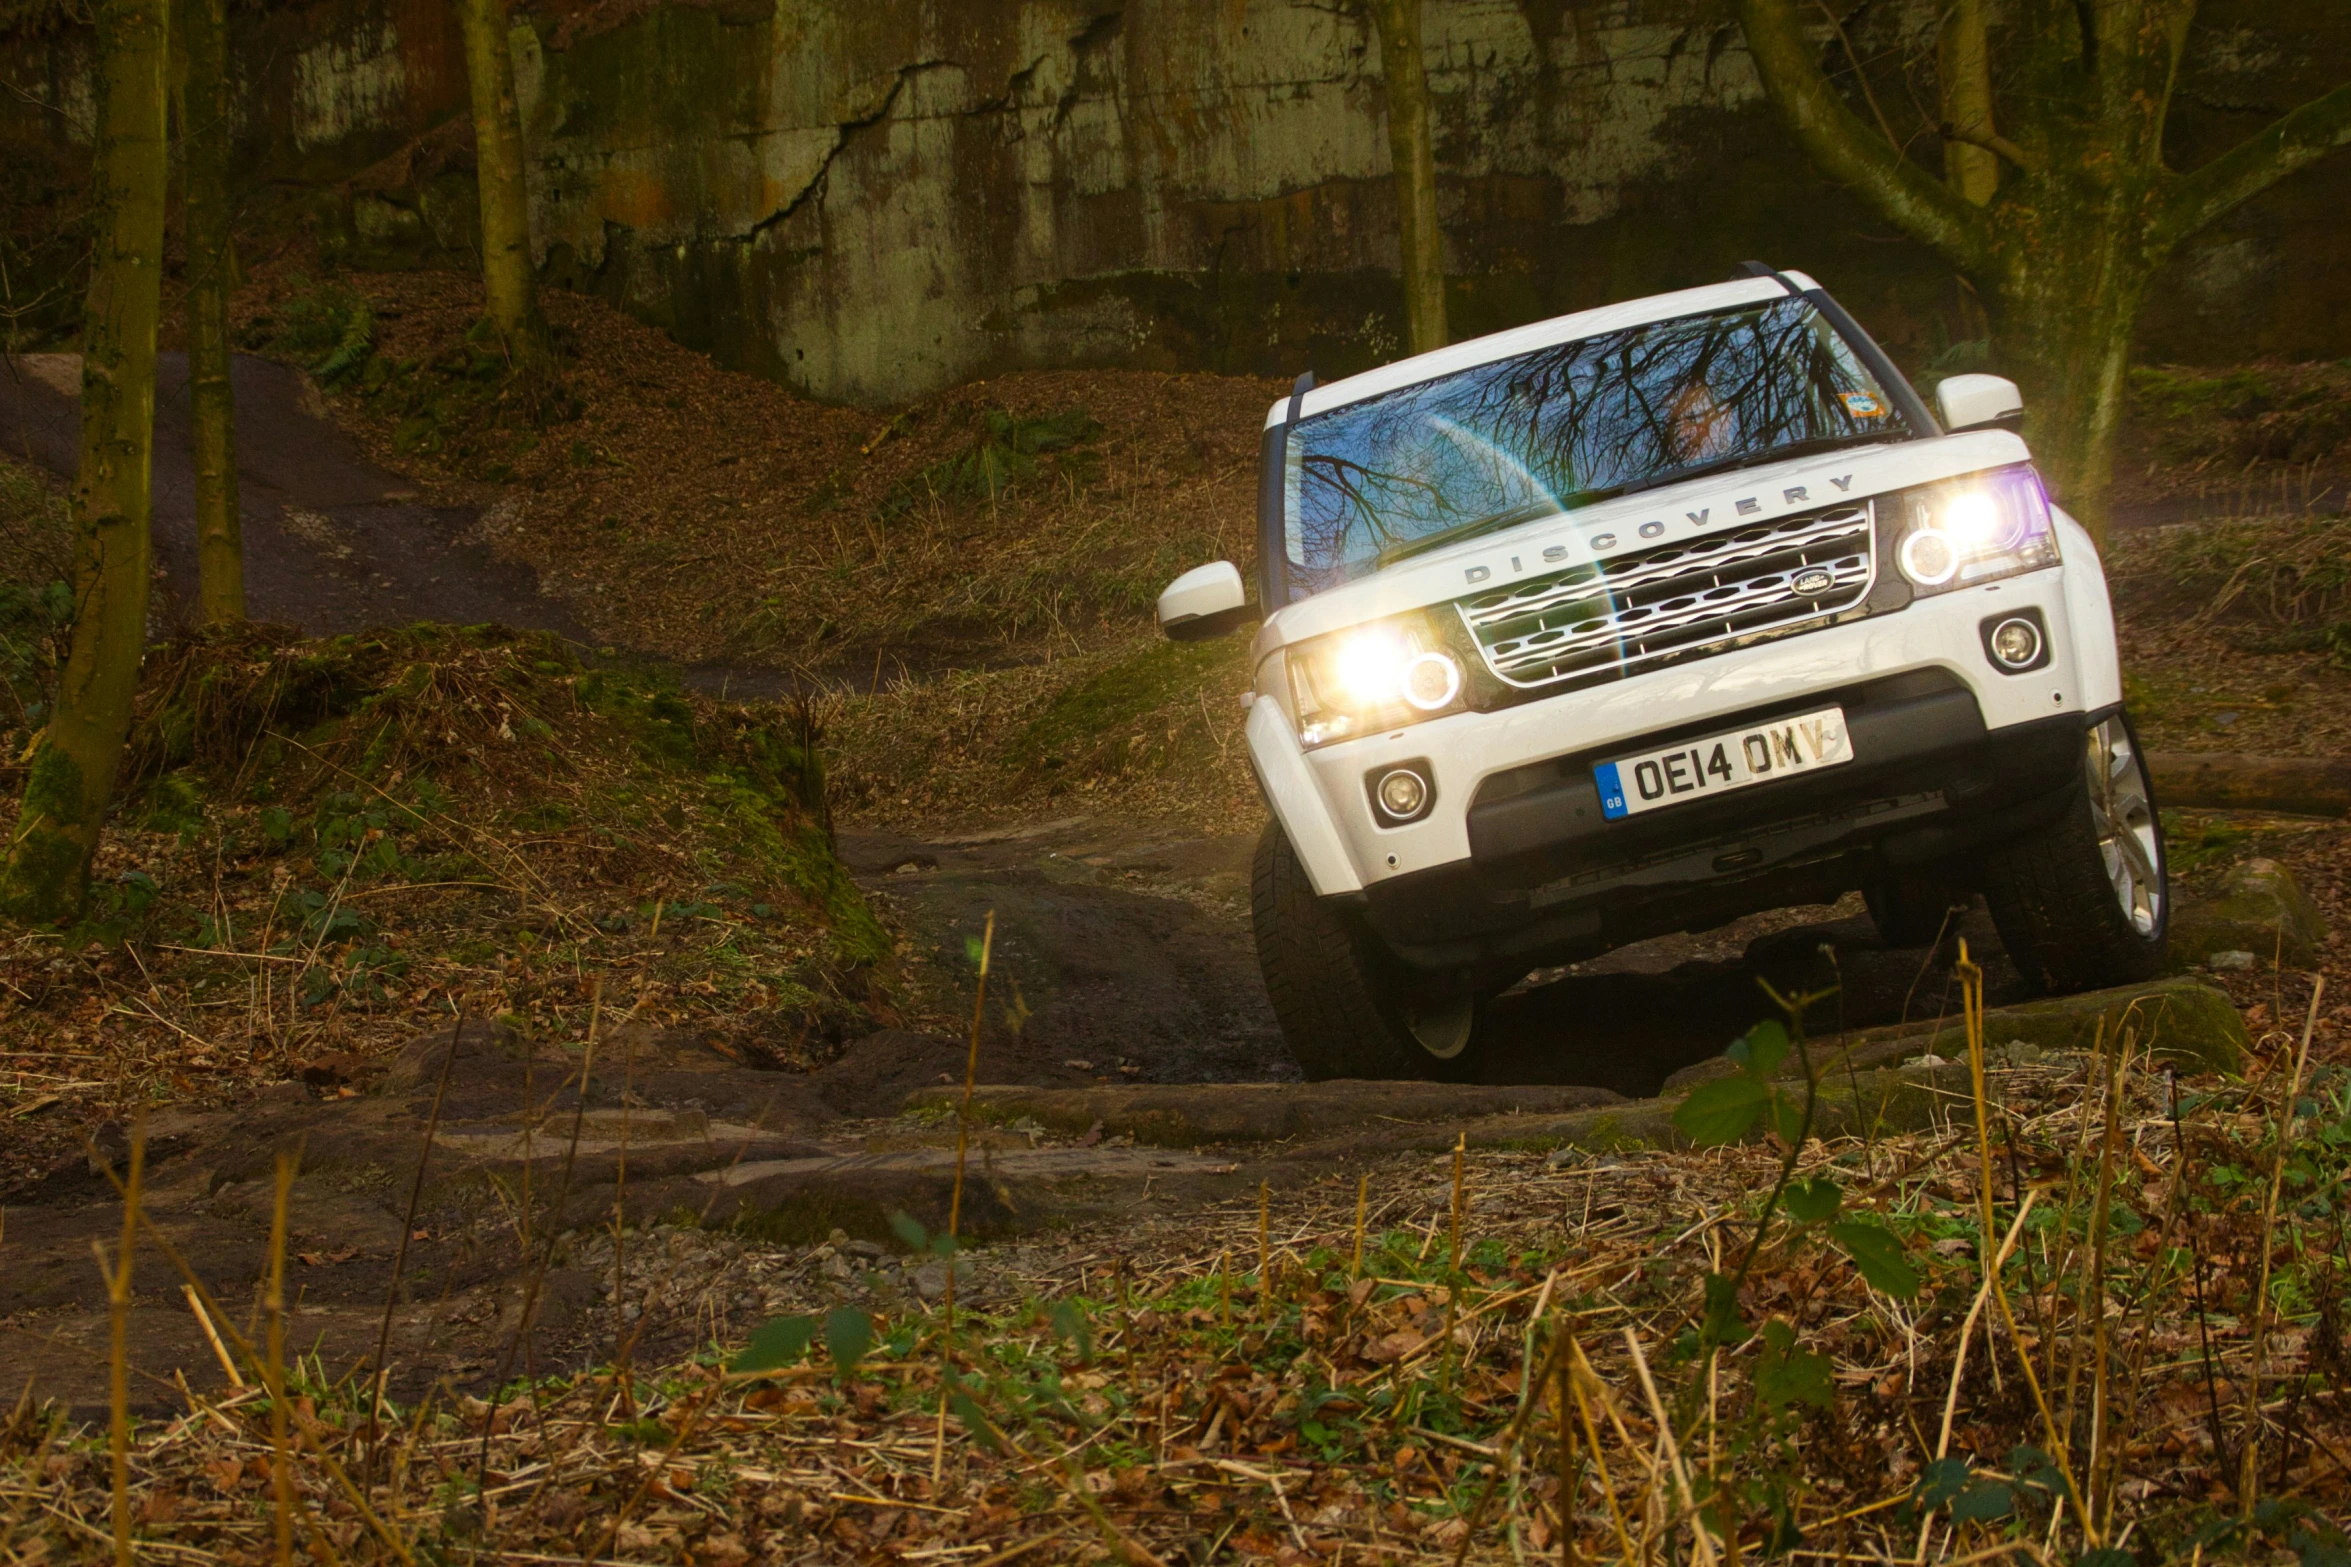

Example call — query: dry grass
[2,991,2347,1564]
[822,633,1261,835]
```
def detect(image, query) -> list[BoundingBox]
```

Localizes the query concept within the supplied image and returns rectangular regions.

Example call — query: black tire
[1982,711,2168,993]
[1865,872,1969,948]
[1251,824,1481,1081]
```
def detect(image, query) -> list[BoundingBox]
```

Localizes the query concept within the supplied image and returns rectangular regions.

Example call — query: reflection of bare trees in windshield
[1294,452,1465,560]
[1289,299,1904,587]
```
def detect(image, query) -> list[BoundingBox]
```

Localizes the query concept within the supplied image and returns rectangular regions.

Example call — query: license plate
[1594,706,1852,820]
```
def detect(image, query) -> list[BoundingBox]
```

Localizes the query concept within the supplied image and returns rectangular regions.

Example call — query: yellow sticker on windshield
[1839,391,1888,419]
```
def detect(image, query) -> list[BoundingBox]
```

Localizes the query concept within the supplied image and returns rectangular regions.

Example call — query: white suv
[1156,267,2167,1080]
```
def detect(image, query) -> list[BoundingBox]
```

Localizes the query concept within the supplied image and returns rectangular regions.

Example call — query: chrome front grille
[1457,505,1875,690]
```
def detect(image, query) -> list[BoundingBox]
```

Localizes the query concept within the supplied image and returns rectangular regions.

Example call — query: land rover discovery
[1155,265,2167,1080]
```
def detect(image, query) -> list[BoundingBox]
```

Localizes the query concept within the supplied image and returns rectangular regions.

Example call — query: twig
[1961,950,2097,1545]
[265,1150,298,1567]
[936,910,996,1489]
[94,1113,145,1567]
[369,1004,465,1456]
[945,909,997,1332]
[1622,1328,1719,1567]
[483,980,604,1479]
[182,1285,242,1389]
[2241,974,2323,1507]
[1935,1191,2042,1457]
[1565,1340,1639,1564]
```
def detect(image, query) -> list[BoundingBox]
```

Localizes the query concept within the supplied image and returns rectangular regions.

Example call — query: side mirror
[1936,373,2024,432]
[1157,561,1253,642]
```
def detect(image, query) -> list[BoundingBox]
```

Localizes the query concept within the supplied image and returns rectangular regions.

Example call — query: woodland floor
[0,268,2349,1562]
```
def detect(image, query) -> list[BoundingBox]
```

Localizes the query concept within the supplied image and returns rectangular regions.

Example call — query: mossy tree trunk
[455,0,544,362]
[1738,0,2351,537]
[1367,0,1447,357]
[180,0,241,624]
[1,0,169,924]
[1935,0,1998,209]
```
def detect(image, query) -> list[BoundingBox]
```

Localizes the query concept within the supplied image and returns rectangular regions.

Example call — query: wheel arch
[1245,695,1363,897]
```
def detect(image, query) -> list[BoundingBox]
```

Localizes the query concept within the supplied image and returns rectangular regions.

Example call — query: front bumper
[1247,563,2116,970]
[1362,672,2087,968]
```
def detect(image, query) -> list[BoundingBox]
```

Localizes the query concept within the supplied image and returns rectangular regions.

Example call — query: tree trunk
[455,0,542,360]
[1936,0,1999,207]
[1987,247,2149,532]
[181,0,241,624]
[1367,0,1446,357]
[1,0,168,925]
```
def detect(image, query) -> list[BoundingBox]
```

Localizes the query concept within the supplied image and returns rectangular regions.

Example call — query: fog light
[1989,616,2042,669]
[1376,768,1430,820]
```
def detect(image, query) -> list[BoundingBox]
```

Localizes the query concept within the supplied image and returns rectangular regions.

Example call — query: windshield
[1283,297,1912,592]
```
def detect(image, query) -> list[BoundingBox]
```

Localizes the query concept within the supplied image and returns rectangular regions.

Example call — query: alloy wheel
[2085,716,2163,935]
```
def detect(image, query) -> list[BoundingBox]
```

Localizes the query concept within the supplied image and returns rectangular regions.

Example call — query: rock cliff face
[7,0,2348,404]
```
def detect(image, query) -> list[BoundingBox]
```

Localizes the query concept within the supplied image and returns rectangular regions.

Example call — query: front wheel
[1251,824,1483,1081]
[1983,712,2168,993]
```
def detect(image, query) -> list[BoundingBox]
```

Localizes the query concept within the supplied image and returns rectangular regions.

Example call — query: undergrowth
[227,267,1274,674]
[0,624,891,1166]
[2106,512,2351,663]
[2129,362,2351,475]
[241,274,582,480]
[0,125,89,351]
[827,632,1258,828]
[875,405,1105,518]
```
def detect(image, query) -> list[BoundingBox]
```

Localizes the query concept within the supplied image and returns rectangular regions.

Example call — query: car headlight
[1288,615,1466,749]
[1889,464,2059,594]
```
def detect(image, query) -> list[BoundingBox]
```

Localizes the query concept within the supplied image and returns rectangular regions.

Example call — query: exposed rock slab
[901,1080,1624,1147]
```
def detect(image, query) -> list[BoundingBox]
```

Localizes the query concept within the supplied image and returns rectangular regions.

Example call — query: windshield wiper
[1634,431,1902,494]
[1373,494,1616,568]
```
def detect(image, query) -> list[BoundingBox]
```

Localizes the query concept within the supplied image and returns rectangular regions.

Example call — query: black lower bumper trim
[1358,673,2086,969]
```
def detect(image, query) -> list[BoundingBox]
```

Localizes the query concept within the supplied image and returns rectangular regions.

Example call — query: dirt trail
[3,353,590,641]
[0,353,817,693]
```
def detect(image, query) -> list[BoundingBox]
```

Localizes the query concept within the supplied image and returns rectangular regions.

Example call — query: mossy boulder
[2168,856,2328,971]
[1967,979,2247,1075]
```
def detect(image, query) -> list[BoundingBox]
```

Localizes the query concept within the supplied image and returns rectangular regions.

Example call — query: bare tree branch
[1811,1,1900,156]
[1736,0,1994,276]
[1939,120,2038,173]
[2156,81,2351,253]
